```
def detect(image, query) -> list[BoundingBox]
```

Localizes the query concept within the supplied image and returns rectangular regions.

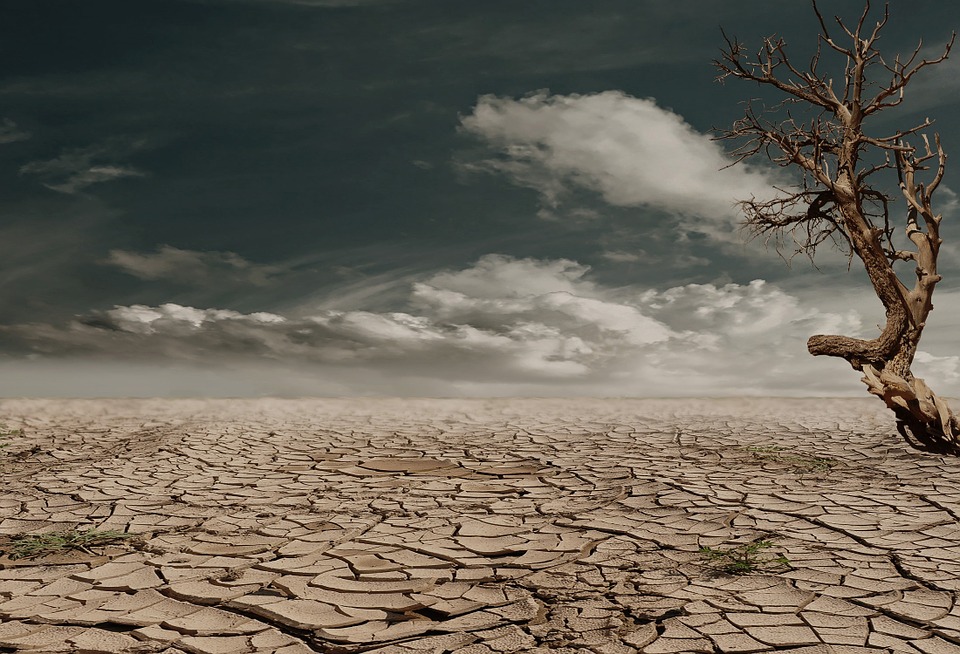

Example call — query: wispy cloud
[20,141,146,194]
[0,118,30,144]
[460,91,782,240]
[105,245,283,287]
[2,253,883,397]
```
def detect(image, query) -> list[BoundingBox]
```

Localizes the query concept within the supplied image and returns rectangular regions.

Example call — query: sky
[2,0,960,398]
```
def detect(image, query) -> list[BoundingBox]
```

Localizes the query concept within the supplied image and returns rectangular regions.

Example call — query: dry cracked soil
[1,397,959,654]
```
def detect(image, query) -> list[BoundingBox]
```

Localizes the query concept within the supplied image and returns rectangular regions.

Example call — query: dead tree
[716,2,958,451]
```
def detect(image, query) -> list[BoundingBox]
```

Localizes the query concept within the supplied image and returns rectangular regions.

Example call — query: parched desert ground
[1,398,960,654]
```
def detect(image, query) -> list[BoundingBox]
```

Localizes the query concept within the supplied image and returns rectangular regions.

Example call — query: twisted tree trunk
[807,158,959,450]
[715,2,958,452]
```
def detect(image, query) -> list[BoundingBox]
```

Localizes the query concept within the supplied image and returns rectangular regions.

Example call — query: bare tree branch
[866,34,955,115]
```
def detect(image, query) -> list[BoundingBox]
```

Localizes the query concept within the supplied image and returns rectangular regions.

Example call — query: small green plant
[746,445,836,473]
[3,529,135,560]
[699,539,790,575]
[0,425,24,451]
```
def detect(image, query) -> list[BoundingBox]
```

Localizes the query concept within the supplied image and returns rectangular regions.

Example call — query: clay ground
[1,397,959,654]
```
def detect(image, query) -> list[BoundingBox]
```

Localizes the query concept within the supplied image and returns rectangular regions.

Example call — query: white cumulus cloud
[460,91,780,237]
[0,254,894,397]
[914,350,960,384]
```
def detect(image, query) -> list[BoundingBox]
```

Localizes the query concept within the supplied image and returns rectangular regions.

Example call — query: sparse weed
[0,425,24,451]
[3,529,135,560]
[218,568,245,582]
[699,538,791,575]
[747,445,836,472]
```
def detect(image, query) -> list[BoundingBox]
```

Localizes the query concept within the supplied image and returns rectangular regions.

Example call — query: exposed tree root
[860,364,960,453]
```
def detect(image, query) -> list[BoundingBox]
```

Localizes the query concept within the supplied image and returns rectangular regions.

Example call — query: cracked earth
[1,398,960,654]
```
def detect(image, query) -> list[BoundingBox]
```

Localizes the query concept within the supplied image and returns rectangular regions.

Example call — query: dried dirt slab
[0,397,958,653]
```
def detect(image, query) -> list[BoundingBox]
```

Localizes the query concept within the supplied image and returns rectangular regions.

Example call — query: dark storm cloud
[1,0,959,396]
[257,0,399,5]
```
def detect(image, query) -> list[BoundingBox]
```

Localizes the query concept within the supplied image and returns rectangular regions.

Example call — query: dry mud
[0,397,959,654]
